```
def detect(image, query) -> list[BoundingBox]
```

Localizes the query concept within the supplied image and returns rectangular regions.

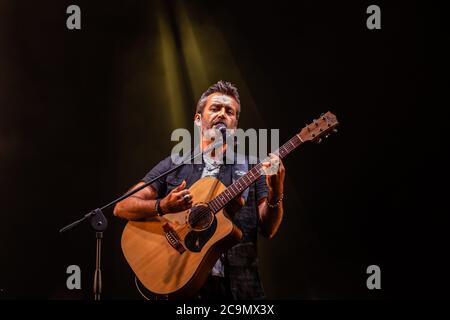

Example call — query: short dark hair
[195,80,241,118]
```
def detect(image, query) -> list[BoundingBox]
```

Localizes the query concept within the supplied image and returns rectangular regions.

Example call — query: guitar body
[121,176,243,299]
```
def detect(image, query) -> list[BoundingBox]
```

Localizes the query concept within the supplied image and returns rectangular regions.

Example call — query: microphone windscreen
[215,123,227,134]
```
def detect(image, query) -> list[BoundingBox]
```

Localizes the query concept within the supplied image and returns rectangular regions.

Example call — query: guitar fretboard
[208,134,303,212]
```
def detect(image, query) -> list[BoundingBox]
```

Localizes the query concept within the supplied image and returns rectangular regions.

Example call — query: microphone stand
[59,130,230,300]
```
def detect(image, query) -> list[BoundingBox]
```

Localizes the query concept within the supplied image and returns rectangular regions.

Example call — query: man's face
[197,93,239,133]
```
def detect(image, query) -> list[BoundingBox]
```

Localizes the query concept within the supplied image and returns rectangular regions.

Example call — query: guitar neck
[207,133,304,212]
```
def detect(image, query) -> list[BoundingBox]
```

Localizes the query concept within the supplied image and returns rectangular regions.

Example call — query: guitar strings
[176,122,319,233]
[175,155,284,237]
[182,137,295,229]
[186,162,264,229]
[173,163,266,239]
[169,141,295,240]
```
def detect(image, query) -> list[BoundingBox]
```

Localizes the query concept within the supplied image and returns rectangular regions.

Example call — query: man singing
[114,80,285,300]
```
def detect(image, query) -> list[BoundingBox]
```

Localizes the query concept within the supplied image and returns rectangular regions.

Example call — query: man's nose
[217,108,226,118]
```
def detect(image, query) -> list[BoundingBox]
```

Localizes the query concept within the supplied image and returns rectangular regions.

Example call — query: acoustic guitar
[121,111,338,299]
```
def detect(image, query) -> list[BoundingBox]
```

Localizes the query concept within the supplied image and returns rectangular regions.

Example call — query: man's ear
[194,113,201,126]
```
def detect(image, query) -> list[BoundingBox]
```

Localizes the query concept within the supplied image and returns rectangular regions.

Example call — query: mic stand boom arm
[59,134,230,300]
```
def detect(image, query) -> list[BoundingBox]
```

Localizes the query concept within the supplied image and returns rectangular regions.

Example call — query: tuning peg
[325,134,330,139]
[332,128,338,133]
[317,138,322,144]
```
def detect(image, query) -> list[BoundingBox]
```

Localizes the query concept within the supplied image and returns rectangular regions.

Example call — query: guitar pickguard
[184,217,217,252]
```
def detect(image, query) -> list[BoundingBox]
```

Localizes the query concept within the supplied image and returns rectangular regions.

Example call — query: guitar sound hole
[187,204,214,231]
[184,218,217,252]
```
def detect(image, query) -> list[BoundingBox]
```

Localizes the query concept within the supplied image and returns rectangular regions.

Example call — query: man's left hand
[262,153,285,196]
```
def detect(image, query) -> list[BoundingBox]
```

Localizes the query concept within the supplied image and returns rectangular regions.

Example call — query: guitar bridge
[162,222,186,254]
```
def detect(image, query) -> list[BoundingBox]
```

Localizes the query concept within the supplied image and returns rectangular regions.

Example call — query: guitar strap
[231,153,250,204]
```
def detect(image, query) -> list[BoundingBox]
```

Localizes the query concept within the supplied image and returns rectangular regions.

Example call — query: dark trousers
[196,275,234,301]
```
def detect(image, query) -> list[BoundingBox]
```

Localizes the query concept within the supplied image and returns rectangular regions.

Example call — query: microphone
[214,122,227,136]
[214,123,230,145]
[203,123,235,159]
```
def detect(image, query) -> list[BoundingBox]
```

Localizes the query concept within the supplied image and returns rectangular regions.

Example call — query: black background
[0,0,446,299]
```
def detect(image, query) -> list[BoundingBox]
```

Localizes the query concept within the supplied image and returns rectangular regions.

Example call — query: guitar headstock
[299,111,339,143]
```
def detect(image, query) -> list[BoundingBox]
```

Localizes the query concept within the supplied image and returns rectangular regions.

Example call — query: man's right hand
[159,180,193,214]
